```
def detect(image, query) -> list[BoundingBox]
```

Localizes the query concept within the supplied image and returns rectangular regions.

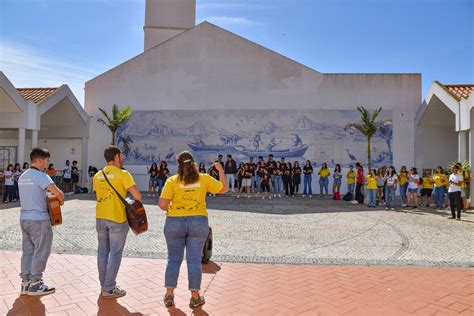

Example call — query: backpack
[343,192,353,201]
[356,192,364,204]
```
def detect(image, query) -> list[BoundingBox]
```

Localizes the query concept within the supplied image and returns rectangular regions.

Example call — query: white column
[31,130,38,149]
[18,128,26,163]
[81,137,88,187]
[470,129,474,208]
[458,131,468,162]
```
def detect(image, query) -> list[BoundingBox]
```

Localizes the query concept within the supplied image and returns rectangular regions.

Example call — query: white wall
[86,22,421,190]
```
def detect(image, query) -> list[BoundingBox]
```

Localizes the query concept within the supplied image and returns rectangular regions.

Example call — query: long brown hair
[177,151,199,185]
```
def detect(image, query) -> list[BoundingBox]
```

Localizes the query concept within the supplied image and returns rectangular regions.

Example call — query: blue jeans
[434,186,445,207]
[157,178,165,195]
[256,176,262,192]
[347,183,355,197]
[14,181,19,200]
[3,185,15,202]
[226,174,235,191]
[20,220,53,282]
[386,186,396,208]
[319,177,329,196]
[367,189,376,206]
[164,216,209,291]
[96,219,129,292]
[270,174,276,192]
[303,174,312,195]
[274,175,282,193]
[399,184,408,205]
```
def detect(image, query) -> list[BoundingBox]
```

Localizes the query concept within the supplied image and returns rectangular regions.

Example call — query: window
[0,146,17,171]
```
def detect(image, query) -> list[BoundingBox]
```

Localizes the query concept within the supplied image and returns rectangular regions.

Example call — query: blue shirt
[18,168,54,221]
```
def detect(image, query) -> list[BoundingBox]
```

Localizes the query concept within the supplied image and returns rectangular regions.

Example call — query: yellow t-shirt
[319,169,330,178]
[398,172,409,186]
[366,175,377,190]
[432,173,446,188]
[461,170,468,189]
[422,176,433,189]
[160,173,224,217]
[347,171,355,184]
[93,165,136,224]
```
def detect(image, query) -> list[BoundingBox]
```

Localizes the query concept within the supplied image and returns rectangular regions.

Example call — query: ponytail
[177,151,199,185]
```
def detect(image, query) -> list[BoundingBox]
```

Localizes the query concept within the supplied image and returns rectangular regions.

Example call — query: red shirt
[357,167,364,184]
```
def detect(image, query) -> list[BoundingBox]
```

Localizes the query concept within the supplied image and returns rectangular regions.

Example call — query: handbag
[101,170,148,235]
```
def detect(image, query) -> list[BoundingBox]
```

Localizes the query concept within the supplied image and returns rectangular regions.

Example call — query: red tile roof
[16,87,59,104]
[442,84,474,101]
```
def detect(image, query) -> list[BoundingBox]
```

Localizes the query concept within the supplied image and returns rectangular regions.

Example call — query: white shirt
[386,175,397,186]
[4,171,14,186]
[408,174,420,189]
[448,173,463,193]
[63,165,72,179]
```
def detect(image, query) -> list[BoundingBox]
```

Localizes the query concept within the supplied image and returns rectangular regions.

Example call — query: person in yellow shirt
[93,146,141,299]
[432,166,447,208]
[420,170,434,207]
[366,169,378,207]
[346,165,356,198]
[159,151,228,309]
[318,162,330,198]
[398,166,409,207]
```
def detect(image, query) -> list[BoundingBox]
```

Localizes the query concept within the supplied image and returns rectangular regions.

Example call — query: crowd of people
[1,160,81,202]
[147,154,469,220]
[9,144,470,311]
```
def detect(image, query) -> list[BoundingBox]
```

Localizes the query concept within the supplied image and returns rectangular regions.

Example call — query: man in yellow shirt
[93,146,141,299]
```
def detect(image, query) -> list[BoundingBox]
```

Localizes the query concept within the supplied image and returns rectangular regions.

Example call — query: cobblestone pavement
[1,194,473,267]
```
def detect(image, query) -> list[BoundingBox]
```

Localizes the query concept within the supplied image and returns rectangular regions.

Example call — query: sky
[0,0,472,105]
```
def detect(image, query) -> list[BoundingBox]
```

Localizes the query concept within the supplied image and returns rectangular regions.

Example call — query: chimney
[144,0,196,51]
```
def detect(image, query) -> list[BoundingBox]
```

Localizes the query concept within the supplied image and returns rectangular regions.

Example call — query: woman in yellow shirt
[432,166,447,208]
[159,151,228,309]
[420,170,434,207]
[398,166,409,207]
[346,165,356,198]
[318,162,330,198]
[366,169,378,207]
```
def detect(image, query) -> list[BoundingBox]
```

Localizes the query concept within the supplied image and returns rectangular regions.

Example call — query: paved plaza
[0,194,473,267]
[1,194,473,315]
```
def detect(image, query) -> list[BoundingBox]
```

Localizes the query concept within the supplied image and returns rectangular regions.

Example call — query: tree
[344,106,390,171]
[97,104,132,145]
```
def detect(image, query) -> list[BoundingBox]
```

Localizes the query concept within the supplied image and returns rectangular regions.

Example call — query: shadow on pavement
[7,296,45,316]
[97,296,143,315]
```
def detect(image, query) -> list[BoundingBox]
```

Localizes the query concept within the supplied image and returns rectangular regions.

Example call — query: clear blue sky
[1,0,472,104]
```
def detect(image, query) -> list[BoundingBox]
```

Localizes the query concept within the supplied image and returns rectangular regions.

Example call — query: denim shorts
[408,188,418,193]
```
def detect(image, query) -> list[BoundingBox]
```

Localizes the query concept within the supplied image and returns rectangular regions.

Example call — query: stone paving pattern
[1,251,473,315]
[1,194,473,267]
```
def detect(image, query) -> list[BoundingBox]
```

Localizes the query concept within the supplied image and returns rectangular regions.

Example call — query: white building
[0,72,90,184]
[416,81,474,206]
[85,0,421,191]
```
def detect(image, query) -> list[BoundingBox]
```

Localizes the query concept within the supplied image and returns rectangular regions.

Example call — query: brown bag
[101,170,148,235]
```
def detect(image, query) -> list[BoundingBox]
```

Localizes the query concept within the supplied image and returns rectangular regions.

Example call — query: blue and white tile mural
[115,110,393,167]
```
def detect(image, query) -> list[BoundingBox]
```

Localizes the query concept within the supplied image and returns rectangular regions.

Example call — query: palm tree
[97,104,132,145]
[344,106,390,171]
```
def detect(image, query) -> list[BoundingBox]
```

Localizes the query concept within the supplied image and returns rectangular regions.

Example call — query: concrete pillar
[31,130,38,149]
[18,128,25,164]
[81,137,88,187]
[458,131,468,162]
[470,129,474,208]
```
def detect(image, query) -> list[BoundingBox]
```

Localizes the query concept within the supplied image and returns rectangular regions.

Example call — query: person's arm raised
[213,162,229,194]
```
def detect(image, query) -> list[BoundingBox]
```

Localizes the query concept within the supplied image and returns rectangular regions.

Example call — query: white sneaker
[102,286,126,299]
[309,195,312,198]
[269,196,272,200]
[237,195,240,199]
[278,194,282,198]
[302,195,306,197]
[247,195,250,199]
[262,196,265,200]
